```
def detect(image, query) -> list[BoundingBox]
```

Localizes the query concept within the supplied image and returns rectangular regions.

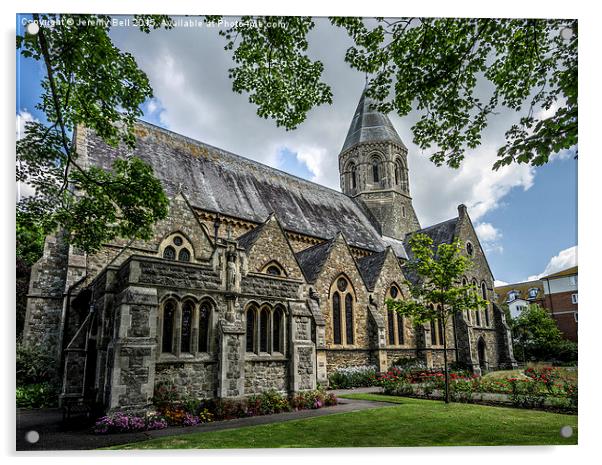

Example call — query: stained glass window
[181,301,193,353]
[333,292,342,344]
[162,300,176,353]
[345,293,354,344]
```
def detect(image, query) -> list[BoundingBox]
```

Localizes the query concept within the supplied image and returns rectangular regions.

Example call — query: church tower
[340,89,420,240]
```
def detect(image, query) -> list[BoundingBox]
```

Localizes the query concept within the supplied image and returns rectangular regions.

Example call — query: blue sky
[16,14,578,285]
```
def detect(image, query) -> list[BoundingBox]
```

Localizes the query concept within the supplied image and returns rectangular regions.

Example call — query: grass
[110,394,577,449]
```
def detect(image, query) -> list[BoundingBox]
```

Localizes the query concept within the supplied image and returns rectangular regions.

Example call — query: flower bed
[94,386,338,434]
[327,365,378,389]
[374,366,577,413]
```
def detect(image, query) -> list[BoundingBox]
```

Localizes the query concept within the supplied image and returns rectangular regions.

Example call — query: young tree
[16,14,173,253]
[208,16,576,170]
[387,233,487,403]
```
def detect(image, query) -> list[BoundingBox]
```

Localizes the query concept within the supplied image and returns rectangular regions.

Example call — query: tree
[209,16,577,170]
[16,14,172,253]
[387,233,487,403]
[512,304,577,362]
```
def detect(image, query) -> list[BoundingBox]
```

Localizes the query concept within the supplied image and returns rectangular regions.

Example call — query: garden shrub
[327,365,377,389]
[16,341,57,385]
[16,382,59,408]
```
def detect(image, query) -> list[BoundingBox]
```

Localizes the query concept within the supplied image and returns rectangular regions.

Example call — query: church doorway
[477,337,488,373]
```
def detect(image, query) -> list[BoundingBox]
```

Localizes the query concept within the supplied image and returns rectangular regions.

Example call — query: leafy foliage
[511,304,577,363]
[16,340,58,385]
[206,16,333,129]
[388,233,487,402]
[211,17,576,169]
[16,14,170,253]
[16,383,60,409]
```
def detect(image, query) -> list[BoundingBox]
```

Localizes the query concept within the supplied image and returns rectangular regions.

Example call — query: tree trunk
[442,314,450,404]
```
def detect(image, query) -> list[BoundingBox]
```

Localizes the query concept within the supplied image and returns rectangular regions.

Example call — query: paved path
[16,388,391,451]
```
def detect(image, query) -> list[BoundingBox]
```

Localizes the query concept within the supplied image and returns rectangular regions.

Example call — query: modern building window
[161,300,177,354]
[528,288,540,299]
[574,312,578,322]
[572,293,578,304]
[569,275,578,286]
[507,290,520,302]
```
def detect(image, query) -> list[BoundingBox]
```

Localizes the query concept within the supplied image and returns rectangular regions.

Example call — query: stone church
[23,89,516,413]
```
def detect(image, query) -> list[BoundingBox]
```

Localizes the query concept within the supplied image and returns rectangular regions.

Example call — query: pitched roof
[542,266,578,280]
[357,250,388,290]
[493,280,544,305]
[341,90,407,153]
[85,120,395,253]
[295,238,336,283]
[236,221,266,252]
[408,217,459,245]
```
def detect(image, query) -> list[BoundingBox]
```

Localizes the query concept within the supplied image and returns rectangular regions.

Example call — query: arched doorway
[477,337,487,373]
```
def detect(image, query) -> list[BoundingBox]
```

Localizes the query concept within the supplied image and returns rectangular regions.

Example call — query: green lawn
[110,394,577,449]
[482,365,578,383]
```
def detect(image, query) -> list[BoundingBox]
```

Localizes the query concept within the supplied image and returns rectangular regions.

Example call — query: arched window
[372,157,380,183]
[260,307,269,353]
[481,282,487,300]
[178,248,191,262]
[160,233,195,263]
[462,277,471,323]
[351,163,357,189]
[430,319,437,346]
[163,246,176,260]
[246,306,257,353]
[397,314,404,345]
[266,265,281,276]
[332,292,342,344]
[345,293,354,344]
[273,307,284,353]
[161,300,176,354]
[181,300,194,353]
[386,285,404,346]
[394,159,403,186]
[466,242,474,256]
[387,309,395,345]
[198,302,210,353]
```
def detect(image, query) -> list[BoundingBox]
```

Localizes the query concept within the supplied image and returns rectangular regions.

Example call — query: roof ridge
[136,118,350,198]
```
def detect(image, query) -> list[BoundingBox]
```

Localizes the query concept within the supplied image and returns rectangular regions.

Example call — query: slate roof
[357,250,388,290]
[408,217,459,246]
[341,90,407,153]
[85,120,397,253]
[402,217,459,285]
[294,238,337,283]
[236,221,266,252]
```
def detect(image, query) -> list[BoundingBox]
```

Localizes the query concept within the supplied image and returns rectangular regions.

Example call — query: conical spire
[341,89,406,154]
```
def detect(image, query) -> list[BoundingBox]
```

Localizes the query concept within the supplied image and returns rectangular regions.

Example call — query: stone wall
[155,361,217,399]
[244,360,288,394]
[325,349,374,372]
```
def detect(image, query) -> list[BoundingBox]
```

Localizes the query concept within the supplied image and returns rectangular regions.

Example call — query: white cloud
[16,110,36,140]
[16,111,38,201]
[527,245,578,281]
[110,19,540,230]
[494,279,509,287]
[475,222,504,254]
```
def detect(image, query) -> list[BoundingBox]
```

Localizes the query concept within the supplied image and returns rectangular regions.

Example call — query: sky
[15,15,578,285]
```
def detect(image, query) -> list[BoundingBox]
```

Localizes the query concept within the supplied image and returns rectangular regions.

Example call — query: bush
[247,390,291,416]
[16,382,59,408]
[16,341,57,385]
[390,357,426,371]
[328,365,377,389]
[94,412,168,434]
